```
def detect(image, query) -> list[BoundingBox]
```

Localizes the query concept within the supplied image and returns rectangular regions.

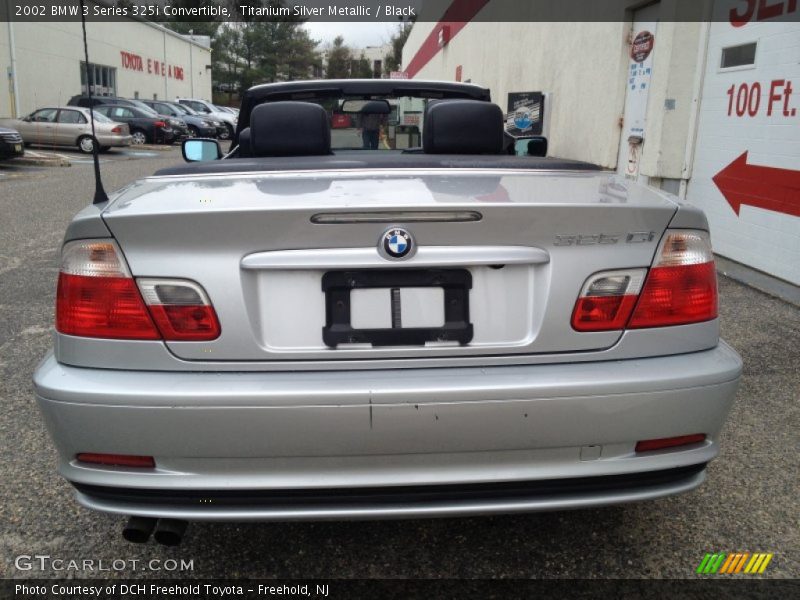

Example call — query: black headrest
[250,101,331,157]
[237,127,252,158]
[423,100,504,154]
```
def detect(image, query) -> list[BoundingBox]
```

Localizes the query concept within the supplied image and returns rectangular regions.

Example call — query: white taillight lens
[571,269,647,331]
[60,239,130,277]
[628,230,718,328]
[137,279,220,341]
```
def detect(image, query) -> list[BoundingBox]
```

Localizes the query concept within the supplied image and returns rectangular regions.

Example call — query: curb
[134,144,175,151]
[5,155,71,167]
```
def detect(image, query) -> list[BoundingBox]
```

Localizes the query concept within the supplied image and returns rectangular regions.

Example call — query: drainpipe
[163,27,168,100]
[6,20,20,118]
[189,29,194,98]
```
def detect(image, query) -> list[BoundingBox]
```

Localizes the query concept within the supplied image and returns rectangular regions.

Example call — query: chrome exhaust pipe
[122,516,157,543]
[153,519,188,546]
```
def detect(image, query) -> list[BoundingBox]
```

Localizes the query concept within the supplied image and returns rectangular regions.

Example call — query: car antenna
[80,0,109,204]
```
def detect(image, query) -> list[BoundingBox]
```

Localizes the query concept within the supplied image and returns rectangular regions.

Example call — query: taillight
[77,453,155,468]
[635,434,706,453]
[571,270,646,331]
[137,279,220,341]
[56,240,220,341]
[56,240,160,339]
[111,126,122,133]
[571,230,718,332]
[154,120,166,128]
[628,230,717,328]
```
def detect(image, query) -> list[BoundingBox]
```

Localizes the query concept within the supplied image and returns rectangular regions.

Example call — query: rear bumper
[33,342,742,520]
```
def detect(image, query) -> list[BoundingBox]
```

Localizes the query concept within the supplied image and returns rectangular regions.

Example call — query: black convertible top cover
[154,153,606,177]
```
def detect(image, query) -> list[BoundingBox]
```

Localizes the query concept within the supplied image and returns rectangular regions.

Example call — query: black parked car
[0,126,25,159]
[171,102,228,139]
[92,105,174,145]
[68,95,188,141]
[140,100,215,139]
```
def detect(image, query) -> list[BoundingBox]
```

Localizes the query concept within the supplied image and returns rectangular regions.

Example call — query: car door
[55,109,88,147]
[24,108,58,146]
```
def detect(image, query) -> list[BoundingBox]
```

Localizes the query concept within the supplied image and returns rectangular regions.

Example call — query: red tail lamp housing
[635,434,706,453]
[77,453,155,468]
[572,230,718,332]
[56,240,220,341]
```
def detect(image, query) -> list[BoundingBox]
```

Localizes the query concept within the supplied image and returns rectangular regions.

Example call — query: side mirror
[512,136,548,157]
[182,138,222,162]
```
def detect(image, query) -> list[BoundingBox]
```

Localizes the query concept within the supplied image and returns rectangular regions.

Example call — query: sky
[303,22,405,49]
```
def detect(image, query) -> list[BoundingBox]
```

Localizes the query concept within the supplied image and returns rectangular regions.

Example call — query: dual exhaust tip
[122,516,187,546]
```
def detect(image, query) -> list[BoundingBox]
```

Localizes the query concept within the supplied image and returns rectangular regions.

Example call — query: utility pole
[6,20,20,117]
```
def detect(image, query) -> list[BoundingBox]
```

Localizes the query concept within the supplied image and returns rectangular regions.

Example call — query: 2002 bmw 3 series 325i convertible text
[33,80,741,544]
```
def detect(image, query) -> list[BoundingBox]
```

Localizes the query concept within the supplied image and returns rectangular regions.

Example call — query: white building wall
[0,21,212,118]
[686,19,800,285]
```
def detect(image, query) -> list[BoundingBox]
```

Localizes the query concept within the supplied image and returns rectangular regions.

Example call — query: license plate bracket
[322,269,473,347]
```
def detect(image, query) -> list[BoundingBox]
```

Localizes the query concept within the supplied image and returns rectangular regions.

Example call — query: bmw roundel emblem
[381,227,414,259]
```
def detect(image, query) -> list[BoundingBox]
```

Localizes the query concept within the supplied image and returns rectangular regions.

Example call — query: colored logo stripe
[697,552,774,574]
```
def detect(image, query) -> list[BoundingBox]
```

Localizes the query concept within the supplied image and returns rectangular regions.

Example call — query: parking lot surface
[0,149,797,579]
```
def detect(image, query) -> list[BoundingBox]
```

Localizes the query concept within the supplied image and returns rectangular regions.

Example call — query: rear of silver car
[34,169,741,521]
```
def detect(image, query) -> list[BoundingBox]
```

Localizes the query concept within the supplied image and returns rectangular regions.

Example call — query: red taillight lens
[57,273,160,339]
[111,126,122,133]
[635,434,706,453]
[628,262,717,328]
[56,240,159,339]
[629,231,717,328]
[154,120,166,128]
[77,453,155,468]
[137,279,220,341]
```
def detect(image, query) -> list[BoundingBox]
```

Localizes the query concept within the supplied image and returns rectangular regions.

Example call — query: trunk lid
[102,169,677,361]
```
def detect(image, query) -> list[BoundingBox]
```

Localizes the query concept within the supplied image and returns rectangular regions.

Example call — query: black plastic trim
[72,464,707,509]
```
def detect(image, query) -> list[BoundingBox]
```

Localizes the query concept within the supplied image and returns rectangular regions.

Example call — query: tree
[384,21,414,74]
[325,36,352,79]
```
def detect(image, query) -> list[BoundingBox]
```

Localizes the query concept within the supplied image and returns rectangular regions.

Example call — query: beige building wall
[0,21,212,118]
[402,2,708,176]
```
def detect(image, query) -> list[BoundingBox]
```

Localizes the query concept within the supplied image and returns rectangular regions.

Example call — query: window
[721,42,757,69]
[80,61,117,96]
[31,108,58,122]
[57,110,86,124]
[110,107,135,119]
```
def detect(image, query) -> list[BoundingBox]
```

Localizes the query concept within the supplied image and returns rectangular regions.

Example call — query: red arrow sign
[712,152,800,218]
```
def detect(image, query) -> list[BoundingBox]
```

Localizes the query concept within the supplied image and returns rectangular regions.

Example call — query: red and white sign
[120,51,185,81]
[685,14,800,285]
[630,31,655,62]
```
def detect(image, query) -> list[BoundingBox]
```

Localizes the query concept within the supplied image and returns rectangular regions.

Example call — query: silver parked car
[1,106,132,153]
[34,80,741,546]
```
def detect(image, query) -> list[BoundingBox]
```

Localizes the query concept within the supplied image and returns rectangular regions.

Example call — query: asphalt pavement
[0,148,797,579]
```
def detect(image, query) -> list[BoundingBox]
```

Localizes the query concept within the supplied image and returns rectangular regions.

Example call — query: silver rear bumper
[34,342,741,520]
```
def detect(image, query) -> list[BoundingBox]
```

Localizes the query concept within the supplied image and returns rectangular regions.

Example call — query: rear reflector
[571,269,646,331]
[77,453,155,468]
[635,434,706,453]
[137,279,220,341]
[629,231,717,328]
[56,240,159,340]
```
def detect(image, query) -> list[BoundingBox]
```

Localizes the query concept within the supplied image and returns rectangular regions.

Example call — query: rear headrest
[423,100,504,154]
[237,127,252,158]
[250,101,331,157]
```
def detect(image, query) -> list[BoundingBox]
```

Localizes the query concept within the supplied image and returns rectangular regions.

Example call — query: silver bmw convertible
[33,80,741,545]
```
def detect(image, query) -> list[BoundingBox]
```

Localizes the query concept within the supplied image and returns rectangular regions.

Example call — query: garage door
[686,15,799,285]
